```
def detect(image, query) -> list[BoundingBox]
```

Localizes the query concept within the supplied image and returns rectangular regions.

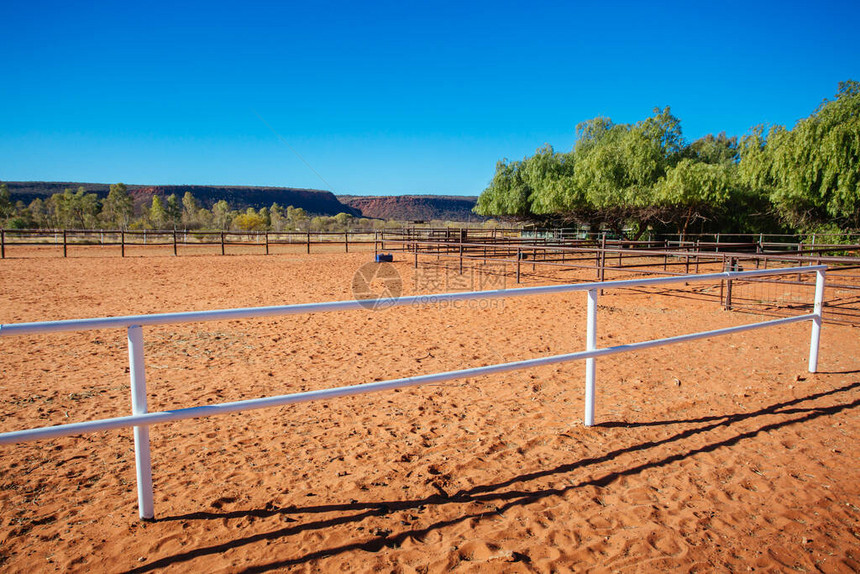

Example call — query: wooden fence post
[1,229,5,259]
[459,241,464,274]
[797,242,803,282]
[695,240,700,273]
[516,248,521,283]
[121,230,125,258]
[173,229,178,256]
[724,257,735,310]
[221,232,225,255]
[265,232,269,255]
[598,233,606,282]
[63,230,67,258]
[345,231,349,253]
[307,231,311,254]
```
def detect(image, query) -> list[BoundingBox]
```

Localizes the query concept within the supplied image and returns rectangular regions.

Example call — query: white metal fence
[0,266,826,520]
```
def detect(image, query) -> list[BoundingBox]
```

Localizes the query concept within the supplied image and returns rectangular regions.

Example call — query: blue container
[375,253,394,263]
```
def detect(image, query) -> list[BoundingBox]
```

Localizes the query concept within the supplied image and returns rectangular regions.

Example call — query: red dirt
[0,250,858,573]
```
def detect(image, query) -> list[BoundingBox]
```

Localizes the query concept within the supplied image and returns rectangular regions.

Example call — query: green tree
[522,145,581,216]
[474,159,532,217]
[5,200,34,229]
[165,194,181,229]
[149,195,169,228]
[740,80,860,230]
[258,206,271,228]
[571,109,684,236]
[286,206,308,230]
[27,198,50,228]
[0,183,12,220]
[195,206,214,229]
[233,207,267,231]
[52,187,100,228]
[101,183,134,229]
[269,203,287,231]
[212,200,233,230]
[334,212,352,229]
[683,132,738,165]
[181,192,201,228]
[656,159,736,236]
[309,215,327,231]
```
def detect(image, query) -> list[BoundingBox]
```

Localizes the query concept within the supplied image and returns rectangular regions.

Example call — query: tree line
[475,80,859,237]
[0,184,374,232]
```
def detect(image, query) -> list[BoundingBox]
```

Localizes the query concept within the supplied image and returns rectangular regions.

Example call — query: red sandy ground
[0,250,858,573]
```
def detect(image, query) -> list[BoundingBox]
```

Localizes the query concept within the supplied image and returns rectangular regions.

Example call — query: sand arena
[1,249,858,572]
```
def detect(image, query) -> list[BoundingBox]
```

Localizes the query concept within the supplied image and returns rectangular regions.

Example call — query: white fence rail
[0,266,826,520]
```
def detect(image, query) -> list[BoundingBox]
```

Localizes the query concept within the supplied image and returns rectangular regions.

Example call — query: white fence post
[808,269,826,373]
[127,325,154,520]
[584,288,598,426]
[0,265,830,520]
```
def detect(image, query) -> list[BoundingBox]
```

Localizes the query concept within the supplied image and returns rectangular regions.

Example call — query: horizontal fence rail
[377,235,858,324]
[0,266,827,521]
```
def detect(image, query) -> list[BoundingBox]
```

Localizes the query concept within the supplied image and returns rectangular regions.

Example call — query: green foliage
[476,82,859,234]
[2,184,370,233]
[334,212,353,228]
[474,159,532,217]
[684,132,738,164]
[148,195,169,229]
[0,183,12,220]
[165,194,181,229]
[524,145,579,215]
[212,200,233,230]
[181,191,203,228]
[269,203,288,231]
[656,159,736,235]
[51,187,101,229]
[26,198,50,228]
[101,183,134,229]
[740,80,859,230]
[233,207,267,231]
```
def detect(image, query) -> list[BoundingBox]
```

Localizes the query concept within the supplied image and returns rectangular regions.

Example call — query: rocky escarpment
[339,195,482,222]
[6,181,360,216]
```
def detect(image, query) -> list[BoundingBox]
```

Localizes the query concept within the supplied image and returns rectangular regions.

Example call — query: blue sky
[2,0,858,196]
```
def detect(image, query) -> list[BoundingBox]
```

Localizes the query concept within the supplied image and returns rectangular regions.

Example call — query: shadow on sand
[124,381,860,573]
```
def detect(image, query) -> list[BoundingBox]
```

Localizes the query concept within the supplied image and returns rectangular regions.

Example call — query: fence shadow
[125,381,860,574]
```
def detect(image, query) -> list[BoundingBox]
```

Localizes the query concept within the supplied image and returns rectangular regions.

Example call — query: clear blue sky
[2,0,858,196]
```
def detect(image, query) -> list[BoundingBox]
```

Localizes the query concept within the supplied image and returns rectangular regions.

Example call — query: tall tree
[572,108,683,236]
[522,145,581,217]
[740,80,860,230]
[0,183,12,219]
[181,191,201,228]
[165,194,181,229]
[212,200,233,230]
[474,159,532,217]
[27,198,50,228]
[52,187,100,228]
[656,159,736,236]
[233,207,266,231]
[269,203,287,231]
[101,183,134,229]
[149,195,169,228]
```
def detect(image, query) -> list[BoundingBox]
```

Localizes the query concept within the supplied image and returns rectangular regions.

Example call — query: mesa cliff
[338,195,481,222]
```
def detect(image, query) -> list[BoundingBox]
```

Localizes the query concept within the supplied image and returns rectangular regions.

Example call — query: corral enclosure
[1,250,859,572]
